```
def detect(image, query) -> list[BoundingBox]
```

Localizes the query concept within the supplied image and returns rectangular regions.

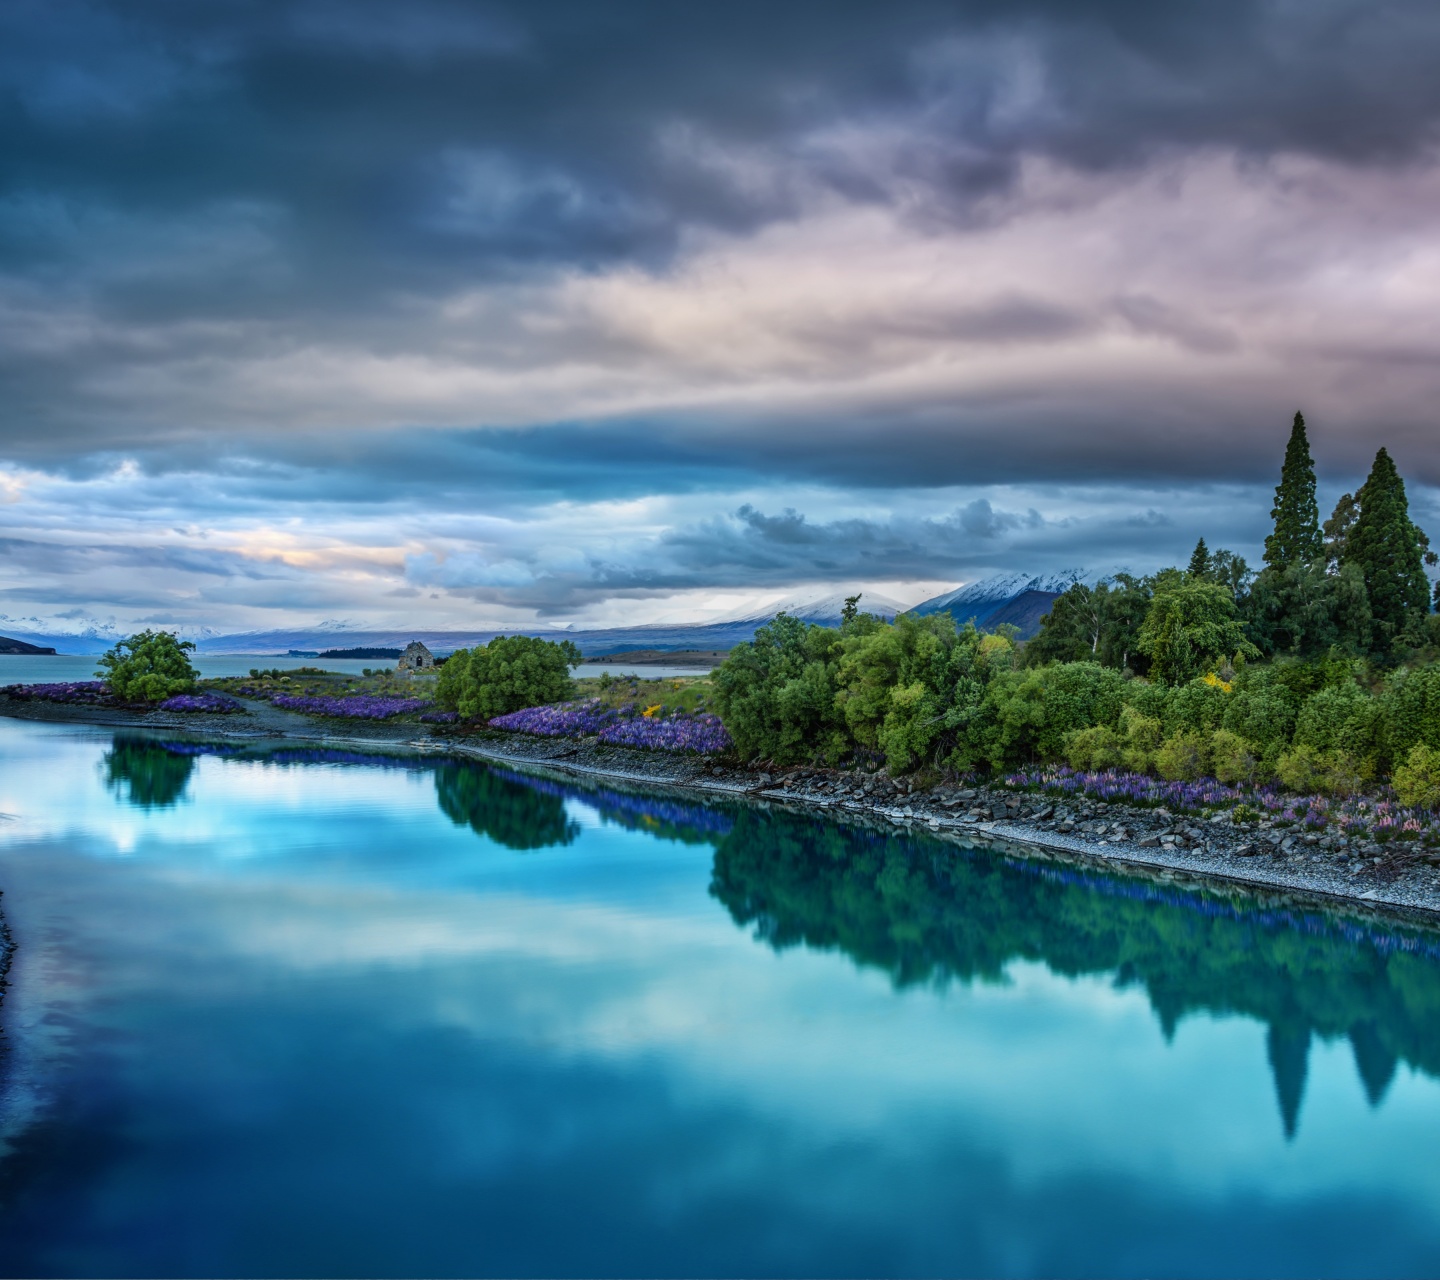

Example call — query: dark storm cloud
[4,0,1440,311]
[5,0,1440,629]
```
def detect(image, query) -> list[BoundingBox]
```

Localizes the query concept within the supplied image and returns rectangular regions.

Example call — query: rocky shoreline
[5,694,1440,921]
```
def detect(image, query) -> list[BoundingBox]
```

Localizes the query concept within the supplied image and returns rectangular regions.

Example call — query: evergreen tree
[1264,412,1322,571]
[1344,447,1430,648]
[1323,492,1359,570]
[1187,538,1212,580]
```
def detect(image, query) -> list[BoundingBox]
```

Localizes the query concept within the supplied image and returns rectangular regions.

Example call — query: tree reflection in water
[102,738,199,810]
[710,806,1440,1139]
[433,761,581,851]
[98,732,1440,1140]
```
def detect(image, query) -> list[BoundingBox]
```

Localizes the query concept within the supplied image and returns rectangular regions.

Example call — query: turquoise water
[2,720,1440,1276]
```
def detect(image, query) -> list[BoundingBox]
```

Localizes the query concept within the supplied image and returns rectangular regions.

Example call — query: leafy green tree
[1344,447,1431,650]
[435,635,581,721]
[1324,492,1360,570]
[1026,575,1153,673]
[1209,548,1253,597]
[1245,560,1371,659]
[710,613,858,764]
[96,629,198,701]
[836,612,972,772]
[965,661,1126,769]
[1138,581,1259,686]
[1264,411,1323,571]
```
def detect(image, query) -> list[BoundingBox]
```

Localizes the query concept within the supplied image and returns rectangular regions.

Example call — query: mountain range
[0,574,1106,656]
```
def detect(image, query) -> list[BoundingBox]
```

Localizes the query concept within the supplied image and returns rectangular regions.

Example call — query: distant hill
[0,635,58,655]
[190,591,909,656]
[319,647,402,660]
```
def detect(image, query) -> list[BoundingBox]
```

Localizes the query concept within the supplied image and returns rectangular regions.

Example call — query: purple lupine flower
[157,692,244,713]
[270,693,431,719]
[3,680,112,704]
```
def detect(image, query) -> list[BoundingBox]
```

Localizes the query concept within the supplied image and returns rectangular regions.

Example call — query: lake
[1,717,1440,1277]
[0,656,712,685]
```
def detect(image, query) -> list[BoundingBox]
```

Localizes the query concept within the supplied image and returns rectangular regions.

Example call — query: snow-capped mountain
[911,568,1133,637]
[720,589,908,627]
[911,571,1087,616]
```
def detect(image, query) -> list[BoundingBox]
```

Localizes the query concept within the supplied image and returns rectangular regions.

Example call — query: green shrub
[1155,731,1209,781]
[96,630,198,702]
[712,614,855,764]
[1320,751,1367,797]
[836,612,968,772]
[1209,729,1258,785]
[1137,580,1258,685]
[1394,744,1440,809]
[1119,706,1163,773]
[1064,725,1123,770]
[435,635,581,722]
[1277,744,1323,794]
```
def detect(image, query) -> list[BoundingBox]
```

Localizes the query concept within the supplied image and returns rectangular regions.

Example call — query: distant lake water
[0,655,711,684]
[2,718,1440,1276]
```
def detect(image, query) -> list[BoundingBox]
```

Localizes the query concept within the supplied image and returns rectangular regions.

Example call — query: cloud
[3,2,1440,628]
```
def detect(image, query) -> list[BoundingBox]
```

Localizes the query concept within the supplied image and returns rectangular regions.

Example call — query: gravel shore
[6,694,1440,922]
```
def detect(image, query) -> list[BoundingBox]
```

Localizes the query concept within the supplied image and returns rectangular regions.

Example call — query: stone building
[397,640,435,673]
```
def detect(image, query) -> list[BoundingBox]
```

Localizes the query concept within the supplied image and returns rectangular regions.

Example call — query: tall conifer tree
[1187,538,1211,580]
[1345,447,1430,645]
[1264,412,1322,571]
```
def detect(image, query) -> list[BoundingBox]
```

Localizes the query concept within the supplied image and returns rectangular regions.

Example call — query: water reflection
[710,806,1440,1139]
[94,732,1440,1144]
[101,738,198,809]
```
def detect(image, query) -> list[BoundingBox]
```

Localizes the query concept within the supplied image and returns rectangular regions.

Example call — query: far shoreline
[4,694,1439,929]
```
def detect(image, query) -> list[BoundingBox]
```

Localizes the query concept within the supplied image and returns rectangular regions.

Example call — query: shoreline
[5,696,1440,927]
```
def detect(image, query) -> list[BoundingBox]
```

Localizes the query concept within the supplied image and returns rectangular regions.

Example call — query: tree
[1324,492,1359,570]
[1138,581,1259,685]
[96,629,198,701]
[1025,576,1153,673]
[710,613,855,764]
[435,634,581,721]
[1344,447,1430,650]
[1264,412,1323,572]
[1209,549,1253,598]
[1187,538,1212,580]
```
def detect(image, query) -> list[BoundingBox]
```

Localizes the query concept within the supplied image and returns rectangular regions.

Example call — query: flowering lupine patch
[488,699,617,737]
[270,693,431,719]
[419,710,459,723]
[1002,763,1440,843]
[596,712,732,754]
[158,692,244,714]
[2,680,113,704]
[487,699,732,754]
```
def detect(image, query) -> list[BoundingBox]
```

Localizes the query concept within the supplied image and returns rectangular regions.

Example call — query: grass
[573,673,713,716]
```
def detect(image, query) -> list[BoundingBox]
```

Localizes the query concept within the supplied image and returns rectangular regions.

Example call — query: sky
[2,0,1440,637]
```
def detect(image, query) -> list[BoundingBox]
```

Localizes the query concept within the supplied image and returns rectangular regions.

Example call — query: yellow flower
[1202,671,1233,693]
[643,703,662,718]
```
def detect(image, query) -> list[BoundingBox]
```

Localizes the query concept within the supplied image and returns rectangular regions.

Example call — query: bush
[1119,706,1163,773]
[1209,729,1258,785]
[1394,743,1440,809]
[435,635,581,722]
[1277,744,1323,794]
[1064,725,1123,770]
[96,630,198,702]
[711,614,854,764]
[1155,731,1209,781]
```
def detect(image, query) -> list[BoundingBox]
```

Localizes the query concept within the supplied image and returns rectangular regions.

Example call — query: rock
[1137,835,1160,848]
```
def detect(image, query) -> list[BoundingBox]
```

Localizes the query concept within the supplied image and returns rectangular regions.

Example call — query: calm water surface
[1,718,1440,1276]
